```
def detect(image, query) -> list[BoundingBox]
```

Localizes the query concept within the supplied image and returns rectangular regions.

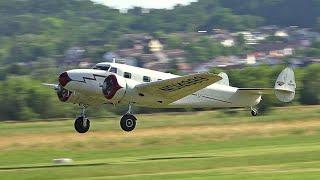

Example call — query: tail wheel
[120,114,137,132]
[251,109,258,116]
[74,116,90,133]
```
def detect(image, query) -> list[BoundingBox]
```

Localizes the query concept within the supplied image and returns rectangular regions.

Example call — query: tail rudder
[217,72,229,86]
[274,67,296,102]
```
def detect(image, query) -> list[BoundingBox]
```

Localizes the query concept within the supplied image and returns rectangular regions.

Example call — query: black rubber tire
[74,116,90,133]
[120,114,137,132]
[251,109,258,116]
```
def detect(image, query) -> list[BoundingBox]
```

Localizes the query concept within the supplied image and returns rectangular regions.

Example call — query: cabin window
[110,67,118,74]
[143,76,151,82]
[93,65,110,71]
[124,72,132,79]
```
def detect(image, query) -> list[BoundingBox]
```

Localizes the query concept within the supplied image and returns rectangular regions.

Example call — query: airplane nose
[58,72,72,87]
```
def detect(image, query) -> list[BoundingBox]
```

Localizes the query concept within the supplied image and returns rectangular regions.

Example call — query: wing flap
[135,73,222,104]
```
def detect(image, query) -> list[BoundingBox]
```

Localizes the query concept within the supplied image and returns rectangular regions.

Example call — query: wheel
[74,116,90,133]
[251,109,258,116]
[120,114,137,132]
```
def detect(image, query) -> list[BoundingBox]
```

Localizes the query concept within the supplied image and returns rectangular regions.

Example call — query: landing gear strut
[120,104,137,132]
[73,104,137,133]
[74,105,90,133]
[251,107,258,116]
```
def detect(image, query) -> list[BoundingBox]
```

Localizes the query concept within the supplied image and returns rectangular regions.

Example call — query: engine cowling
[57,85,73,102]
[102,74,127,103]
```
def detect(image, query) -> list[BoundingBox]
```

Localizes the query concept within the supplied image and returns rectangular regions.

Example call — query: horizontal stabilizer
[237,88,274,95]
[237,67,296,103]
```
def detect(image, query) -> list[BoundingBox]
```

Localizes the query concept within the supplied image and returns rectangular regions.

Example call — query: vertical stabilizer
[274,67,296,102]
[217,72,229,86]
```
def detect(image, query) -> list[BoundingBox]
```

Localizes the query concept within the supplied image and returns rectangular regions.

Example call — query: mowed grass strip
[0,106,319,150]
[0,106,319,179]
[2,146,320,179]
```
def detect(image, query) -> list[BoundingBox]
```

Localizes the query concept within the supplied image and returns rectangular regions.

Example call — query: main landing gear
[250,107,258,116]
[74,104,137,133]
[120,104,137,132]
[74,105,90,133]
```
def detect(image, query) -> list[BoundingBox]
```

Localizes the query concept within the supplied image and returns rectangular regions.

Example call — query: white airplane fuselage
[47,63,295,133]
[59,63,261,109]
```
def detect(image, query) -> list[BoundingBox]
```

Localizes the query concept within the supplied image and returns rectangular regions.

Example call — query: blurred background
[0,1,320,179]
[0,0,319,120]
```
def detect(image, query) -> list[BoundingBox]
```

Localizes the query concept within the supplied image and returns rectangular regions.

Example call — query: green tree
[299,64,320,105]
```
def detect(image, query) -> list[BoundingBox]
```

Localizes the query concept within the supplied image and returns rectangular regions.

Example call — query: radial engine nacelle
[59,70,132,105]
[102,74,127,104]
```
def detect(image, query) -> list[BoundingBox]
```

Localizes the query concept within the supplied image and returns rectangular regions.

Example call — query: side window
[143,76,151,82]
[124,72,132,79]
[110,67,117,74]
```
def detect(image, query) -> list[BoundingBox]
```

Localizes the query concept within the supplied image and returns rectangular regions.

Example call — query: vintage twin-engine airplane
[44,62,296,133]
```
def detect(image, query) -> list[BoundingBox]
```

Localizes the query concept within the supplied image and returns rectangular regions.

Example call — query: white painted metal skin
[60,62,295,109]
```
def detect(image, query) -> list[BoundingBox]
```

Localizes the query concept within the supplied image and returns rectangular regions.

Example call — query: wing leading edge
[135,72,222,104]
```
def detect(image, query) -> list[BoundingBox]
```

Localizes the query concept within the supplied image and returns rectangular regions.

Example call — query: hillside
[0,0,319,65]
[128,0,320,32]
[220,0,320,28]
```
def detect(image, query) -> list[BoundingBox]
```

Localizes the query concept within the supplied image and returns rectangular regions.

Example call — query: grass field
[1,106,320,179]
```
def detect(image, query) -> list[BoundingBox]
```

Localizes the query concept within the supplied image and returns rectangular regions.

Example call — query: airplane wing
[237,88,274,95]
[135,72,222,104]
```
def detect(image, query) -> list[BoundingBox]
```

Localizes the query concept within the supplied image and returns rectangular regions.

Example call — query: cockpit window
[110,67,118,74]
[93,65,110,71]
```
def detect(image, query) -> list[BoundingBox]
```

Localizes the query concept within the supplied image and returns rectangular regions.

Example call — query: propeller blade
[42,83,60,91]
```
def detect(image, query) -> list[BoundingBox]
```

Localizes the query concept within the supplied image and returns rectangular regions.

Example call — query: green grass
[0,106,320,179]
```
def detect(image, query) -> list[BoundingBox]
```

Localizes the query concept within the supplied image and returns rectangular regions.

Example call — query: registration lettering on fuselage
[159,76,209,92]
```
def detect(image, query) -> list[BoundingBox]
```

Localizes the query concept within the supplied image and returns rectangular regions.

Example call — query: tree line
[0,0,320,65]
